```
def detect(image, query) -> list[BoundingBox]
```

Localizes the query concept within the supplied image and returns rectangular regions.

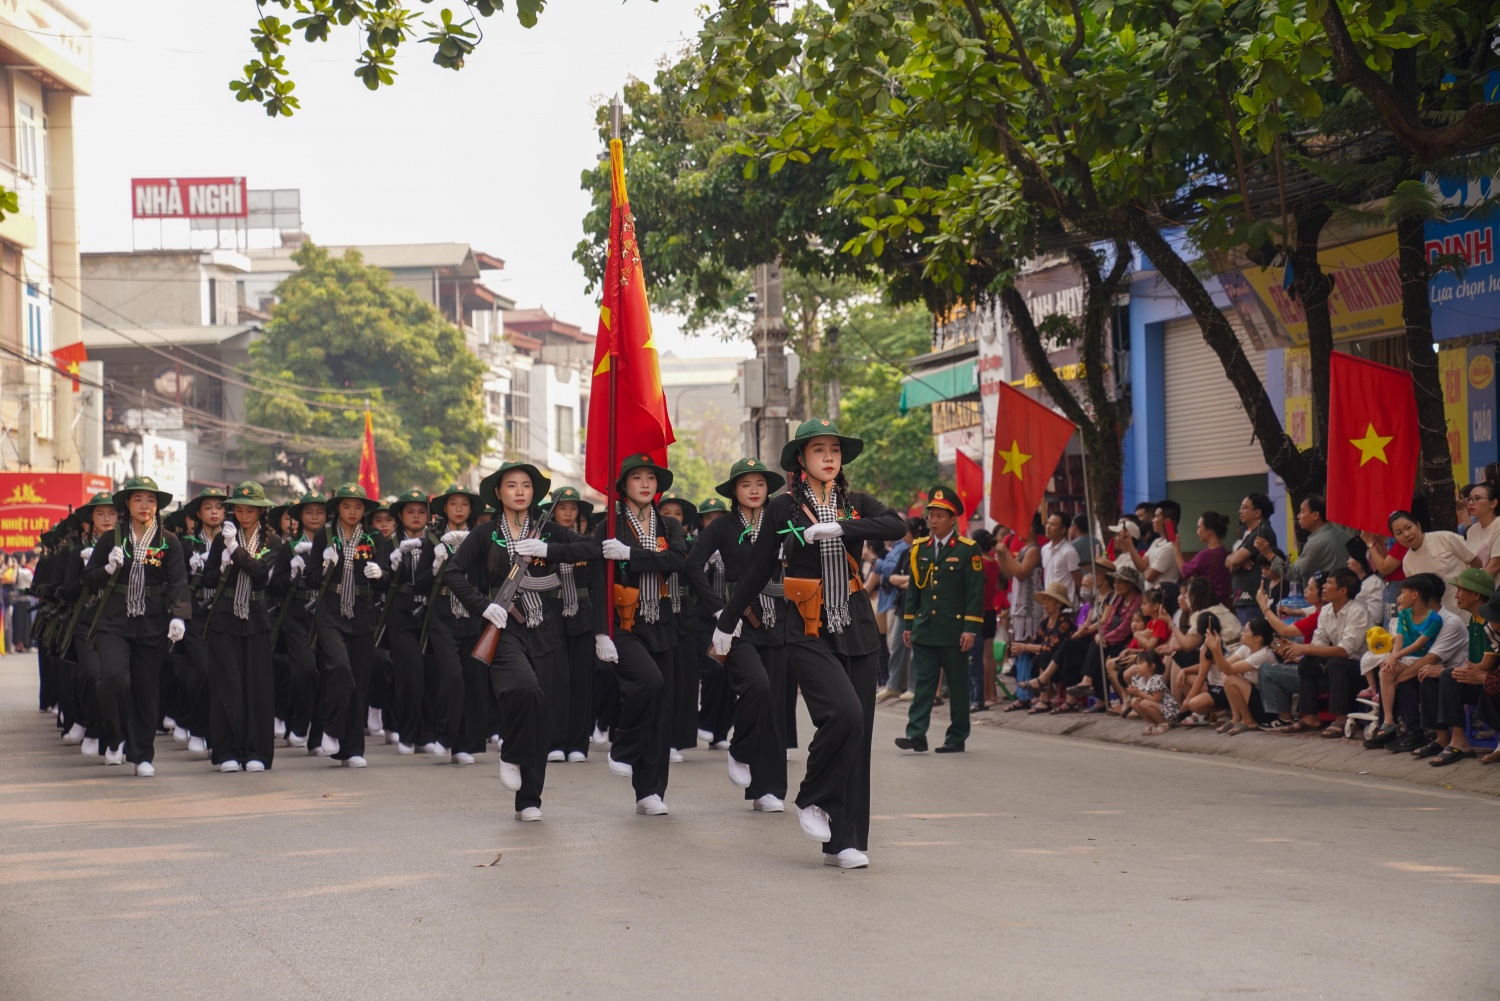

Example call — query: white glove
[389,548,406,570]
[80,546,94,565]
[441,529,469,548]
[222,522,239,553]
[188,552,206,574]
[432,546,449,569]
[106,546,126,573]
[363,561,382,580]
[220,548,234,571]
[711,628,735,656]
[594,634,619,663]
[602,538,632,561]
[482,603,508,629]
[323,546,339,566]
[803,522,845,542]
[294,539,312,555]
[512,537,548,558]
[167,617,185,643]
[399,536,423,551]
[289,555,306,578]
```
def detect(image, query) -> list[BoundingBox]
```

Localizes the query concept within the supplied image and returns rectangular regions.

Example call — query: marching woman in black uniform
[592,453,688,816]
[412,483,485,760]
[658,490,702,763]
[56,492,118,759]
[272,491,326,750]
[383,488,432,755]
[686,458,790,812]
[304,484,390,767]
[541,485,596,763]
[176,486,229,756]
[444,462,600,819]
[200,481,284,773]
[82,476,191,777]
[713,420,904,868]
[694,497,735,749]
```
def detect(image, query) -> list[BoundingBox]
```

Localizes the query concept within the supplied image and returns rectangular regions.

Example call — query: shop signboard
[0,472,113,550]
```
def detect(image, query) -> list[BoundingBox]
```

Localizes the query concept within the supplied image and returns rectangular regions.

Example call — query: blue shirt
[874,539,911,614]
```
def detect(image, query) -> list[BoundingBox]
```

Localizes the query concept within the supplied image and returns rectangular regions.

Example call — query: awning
[899,358,978,413]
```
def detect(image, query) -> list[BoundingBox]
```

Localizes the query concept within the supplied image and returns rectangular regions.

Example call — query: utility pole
[751,260,791,462]
[825,323,841,422]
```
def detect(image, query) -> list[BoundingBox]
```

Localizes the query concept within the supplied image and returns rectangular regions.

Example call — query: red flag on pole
[955,450,984,535]
[51,341,87,392]
[357,410,380,499]
[1326,351,1419,535]
[989,381,1076,531]
[583,135,674,494]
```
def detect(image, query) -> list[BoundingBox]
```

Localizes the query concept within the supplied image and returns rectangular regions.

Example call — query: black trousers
[208,628,276,767]
[783,617,876,854]
[71,629,104,740]
[556,628,595,755]
[275,620,319,739]
[1297,655,1362,717]
[672,627,701,751]
[488,630,551,810]
[609,631,671,800]
[316,623,374,760]
[387,623,425,746]
[95,631,166,765]
[38,643,56,712]
[724,639,788,800]
[698,617,735,742]
[424,622,471,750]
[594,658,621,736]
[175,618,212,740]
[1421,669,1481,731]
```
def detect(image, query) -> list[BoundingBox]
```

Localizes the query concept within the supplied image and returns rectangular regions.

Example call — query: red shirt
[1294,608,1320,641]
[1128,618,1172,650]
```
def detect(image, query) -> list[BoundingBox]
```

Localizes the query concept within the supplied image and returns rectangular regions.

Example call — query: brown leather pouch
[614,584,641,633]
[783,577,824,636]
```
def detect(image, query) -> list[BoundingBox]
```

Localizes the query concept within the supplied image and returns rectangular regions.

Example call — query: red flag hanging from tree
[583,136,674,493]
[358,410,380,499]
[51,341,87,392]
[955,449,984,535]
[990,381,1076,531]
[1326,351,1419,535]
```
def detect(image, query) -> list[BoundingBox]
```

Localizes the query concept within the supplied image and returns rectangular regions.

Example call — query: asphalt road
[2,652,1496,1001]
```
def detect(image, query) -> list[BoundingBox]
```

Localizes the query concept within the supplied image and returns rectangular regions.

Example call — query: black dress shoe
[1389,730,1427,753]
[894,736,928,752]
[934,744,965,754]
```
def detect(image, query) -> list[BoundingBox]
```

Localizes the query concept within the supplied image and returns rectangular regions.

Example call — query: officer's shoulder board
[913,536,931,546]
[958,536,976,546]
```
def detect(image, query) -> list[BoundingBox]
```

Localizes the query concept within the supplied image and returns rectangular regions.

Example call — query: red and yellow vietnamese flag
[51,341,87,392]
[990,381,1076,531]
[584,136,674,494]
[955,449,984,535]
[357,410,380,499]
[1326,351,1418,534]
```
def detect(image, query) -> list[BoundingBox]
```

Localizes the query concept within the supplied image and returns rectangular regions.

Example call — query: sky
[70,0,753,360]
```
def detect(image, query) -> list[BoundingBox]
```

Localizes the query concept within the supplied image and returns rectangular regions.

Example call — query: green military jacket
[902,533,985,645]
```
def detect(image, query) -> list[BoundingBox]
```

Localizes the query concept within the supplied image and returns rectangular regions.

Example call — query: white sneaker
[823,848,870,869]
[711,740,730,751]
[606,755,633,778]
[547,750,565,763]
[669,749,684,764]
[489,733,501,748]
[343,756,367,768]
[454,752,476,765]
[62,723,86,744]
[797,804,832,842]
[516,806,542,822]
[419,742,447,756]
[220,760,241,773]
[567,751,586,763]
[244,760,266,773]
[171,726,189,743]
[81,737,100,757]
[366,708,383,734]
[590,726,608,744]
[499,759,522,791]
[317,734,340,757]
[386,731,401,745]
[187,736,209,756]
[753,794,785,813]
[163,716,177,730]
[135,761,155,777]
[397,742,415,755]
[727,754,752,788]
[635,794,669,816]
[286,732,308,749]
[697,728,714,743]
[273,717,287,739]
[104,744,125,766]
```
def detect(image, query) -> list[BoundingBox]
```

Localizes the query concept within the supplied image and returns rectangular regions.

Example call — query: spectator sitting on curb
[1128,650,1177,736]
[1005,582,1076,712]
[1096,587,1172,713]
[1259,568,1370,736]
[1420,568,1498,765]
[1208,618,1278,734]
[1365,575,1441,745]
[1384,573,1471,753]
[1257,574,1326,730]
[1465,590,1500,765]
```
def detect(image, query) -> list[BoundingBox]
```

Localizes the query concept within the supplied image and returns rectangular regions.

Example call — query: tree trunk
[1396,211,1458,529]
[1289,202,1335,458]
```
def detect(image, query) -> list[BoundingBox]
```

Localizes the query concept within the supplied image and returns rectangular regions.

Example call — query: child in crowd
[1200,617,1277,734]
[1368,575,1444,742]
[1100,589,1172,714]
[1128,650,1177,736]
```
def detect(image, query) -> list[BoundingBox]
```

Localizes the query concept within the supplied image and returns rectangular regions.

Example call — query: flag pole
[604,94,624,638]
[1077,434,1109,707]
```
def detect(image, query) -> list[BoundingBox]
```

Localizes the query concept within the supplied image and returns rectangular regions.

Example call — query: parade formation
[21,421,958,870]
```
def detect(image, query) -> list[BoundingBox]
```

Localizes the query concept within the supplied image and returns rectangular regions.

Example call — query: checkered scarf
[625,505,661,624]
[335,523,360,619]
[797,480,851,633]
[231,522,264,620]
[738,508,776,629]
[556,560,580,617]
[445,530,471,618]
[497,514,545,626]
[126,520,158,618]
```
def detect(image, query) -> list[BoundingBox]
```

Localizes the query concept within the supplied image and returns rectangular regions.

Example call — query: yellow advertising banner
[1441,346,1470,479]
[1238,232,1404,345]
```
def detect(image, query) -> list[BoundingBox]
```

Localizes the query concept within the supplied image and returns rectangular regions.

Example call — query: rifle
[85,526,126,644]
[470,507,555,666]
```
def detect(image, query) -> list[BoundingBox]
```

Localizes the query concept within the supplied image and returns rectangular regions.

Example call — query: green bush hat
[924,484,965,519]
[113,475,172,511]
[698,497,730,516]
[388,488,431,520]
[68,491,118,533]
[779,418,864,473]
[228,481,276,509]
[658,490,698,529]
[477,464,551,511]
[543,486,594,525]
[615,452,673,493]
[1448,567,1496,599]
[715,456,786,499]
[182,485,229,521]
[287,491,328,522]
[323,482,380,517]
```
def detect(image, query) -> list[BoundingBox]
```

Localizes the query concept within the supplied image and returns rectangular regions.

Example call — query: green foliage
[244,243,488,492]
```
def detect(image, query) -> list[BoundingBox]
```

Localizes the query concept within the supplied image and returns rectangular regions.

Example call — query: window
[554,405,575,455]
[16,102,38,178]
[24,282,49,358]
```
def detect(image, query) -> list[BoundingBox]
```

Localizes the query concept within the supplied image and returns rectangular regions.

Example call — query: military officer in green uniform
[895,486,985,754]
